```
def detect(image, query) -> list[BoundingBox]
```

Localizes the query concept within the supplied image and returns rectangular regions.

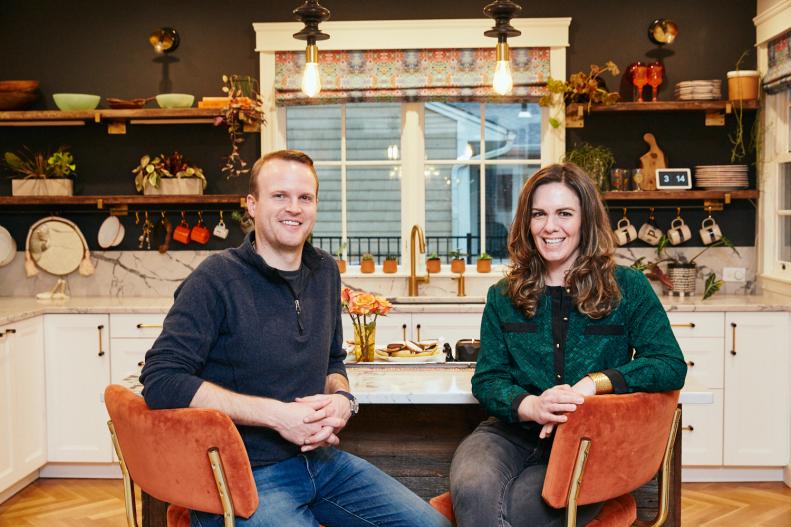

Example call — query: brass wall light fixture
[148,27,180,54]
[648,18,679,46]
[292,0,331,97]
[483,0,522,95]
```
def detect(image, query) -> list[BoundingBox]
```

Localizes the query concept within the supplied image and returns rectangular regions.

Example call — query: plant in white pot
[4,145,76,196]
[133,151,207,195]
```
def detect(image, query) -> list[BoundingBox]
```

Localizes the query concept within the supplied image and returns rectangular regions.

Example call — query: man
[140,150,450,527]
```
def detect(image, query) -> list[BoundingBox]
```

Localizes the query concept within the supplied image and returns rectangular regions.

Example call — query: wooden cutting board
[637,133,666,191]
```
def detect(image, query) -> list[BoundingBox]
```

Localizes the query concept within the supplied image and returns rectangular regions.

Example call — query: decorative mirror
[648,19,679,46]
[25,216,94,299]
[149,27,180,53]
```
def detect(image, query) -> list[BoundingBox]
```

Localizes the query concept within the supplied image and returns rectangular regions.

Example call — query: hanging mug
[190,212,210,245]
[667,217,692,245]
[173,214,191,245]
[213,211,229,239]
[613,218,637,246]
[699,217,723,245]
[638,222,663,246]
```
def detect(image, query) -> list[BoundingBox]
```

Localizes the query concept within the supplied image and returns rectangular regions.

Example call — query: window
[284,101,542,264]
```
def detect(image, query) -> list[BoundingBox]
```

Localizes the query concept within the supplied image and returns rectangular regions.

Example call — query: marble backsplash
[0,246,757,298]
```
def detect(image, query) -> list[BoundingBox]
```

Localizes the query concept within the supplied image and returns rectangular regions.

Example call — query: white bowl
[155,93,195,108]
[98,216,121,249]
[0,225,16,267]
[111,223,125,247]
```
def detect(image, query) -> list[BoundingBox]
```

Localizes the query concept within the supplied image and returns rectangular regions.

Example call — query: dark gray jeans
[449,417,603,527]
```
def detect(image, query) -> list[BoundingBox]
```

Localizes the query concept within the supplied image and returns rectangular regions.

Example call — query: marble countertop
[0,292,788,326]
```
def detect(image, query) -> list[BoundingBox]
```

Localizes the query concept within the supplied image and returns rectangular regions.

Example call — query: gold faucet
[452,272,466,297]
[408,224,429,296]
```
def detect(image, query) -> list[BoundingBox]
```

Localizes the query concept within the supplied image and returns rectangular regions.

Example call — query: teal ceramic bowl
[155,93,195,108]
[52,93,101,111]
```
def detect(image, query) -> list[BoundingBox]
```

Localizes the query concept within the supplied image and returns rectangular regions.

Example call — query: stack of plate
[694,165,749,190]
[674,80,722,100]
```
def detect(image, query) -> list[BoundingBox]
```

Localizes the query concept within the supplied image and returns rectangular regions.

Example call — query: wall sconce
[648,18,679,46]
[148,27,180,54]
[292,0,331,97]
[483,0,522,95]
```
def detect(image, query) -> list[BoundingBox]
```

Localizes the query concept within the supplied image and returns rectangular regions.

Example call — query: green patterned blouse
[472,265,687,424]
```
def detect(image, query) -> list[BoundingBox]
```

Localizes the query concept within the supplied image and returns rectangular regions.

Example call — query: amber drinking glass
[632,65,649,102]
[648,62,664,102]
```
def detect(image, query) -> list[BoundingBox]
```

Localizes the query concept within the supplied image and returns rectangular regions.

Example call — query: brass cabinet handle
[671,322,696,328]
[97,324,105,357]
[730,322,737,356]
[402,324,407,341]
[136,323,163,329]
[687,360,695,367]
[416,323,421,342]
[137,361,145,367]
[682,425,694,432]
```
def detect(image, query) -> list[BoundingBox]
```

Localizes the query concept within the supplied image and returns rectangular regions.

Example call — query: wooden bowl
[0,91,38,110]
[106,97,152,109]
[0,80,39,92]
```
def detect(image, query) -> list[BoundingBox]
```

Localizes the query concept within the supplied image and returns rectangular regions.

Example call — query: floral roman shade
[274,47,549,104]
[764,29,791,94]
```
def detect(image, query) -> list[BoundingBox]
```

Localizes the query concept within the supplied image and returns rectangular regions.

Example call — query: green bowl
[52,93,101,111]
[155,93,194,108]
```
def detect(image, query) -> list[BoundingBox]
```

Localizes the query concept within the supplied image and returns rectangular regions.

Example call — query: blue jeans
[191,447,452,527]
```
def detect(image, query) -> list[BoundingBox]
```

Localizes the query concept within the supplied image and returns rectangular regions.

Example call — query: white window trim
[755,5,791,295]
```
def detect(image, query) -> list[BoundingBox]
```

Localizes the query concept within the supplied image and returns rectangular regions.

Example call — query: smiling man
[140,150,450,527]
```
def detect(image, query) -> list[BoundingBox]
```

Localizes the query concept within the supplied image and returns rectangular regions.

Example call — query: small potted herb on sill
[382,255,398,274]
[133,151,207,195]
[449,250,466,274]
[335,241,348,273]
[360,253,375,274]
[426,251,441,273]
[4,145,76,196]
[477,252,493,273]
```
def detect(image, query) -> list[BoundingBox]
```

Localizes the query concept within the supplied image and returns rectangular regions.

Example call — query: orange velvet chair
[430,391,681,527]
[104,384,259,527]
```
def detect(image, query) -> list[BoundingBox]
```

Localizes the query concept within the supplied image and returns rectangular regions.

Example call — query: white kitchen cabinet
[44,314,112,463]
[681,389,724,466]
[0,316,46,494]
[109,314,165,383]
[723,312,791,466]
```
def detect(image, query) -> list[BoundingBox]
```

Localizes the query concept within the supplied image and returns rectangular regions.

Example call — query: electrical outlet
[722,267,746,282]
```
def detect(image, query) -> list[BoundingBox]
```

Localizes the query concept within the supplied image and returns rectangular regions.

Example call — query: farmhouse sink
[388,296,486,304]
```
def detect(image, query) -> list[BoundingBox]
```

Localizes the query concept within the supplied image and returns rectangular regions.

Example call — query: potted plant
[727,51,760,163]
[4,146,76,196]
[335,241,348,273]
[632,236,740,299]
[563,142,616,192]
[426,251,441,273]
[360,253,375,274]
[538,61,621,128]
[382,254,398,274]
[215,74,266,179]
[133,151,207,195]
[449,250,466,274]
[477,252,493,273]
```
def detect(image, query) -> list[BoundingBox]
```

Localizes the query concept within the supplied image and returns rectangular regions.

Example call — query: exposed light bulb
[492,40,513,95]
[301,43,321,97]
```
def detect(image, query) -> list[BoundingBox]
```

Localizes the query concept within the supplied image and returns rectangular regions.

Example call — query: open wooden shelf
[601,190,758,201]
[0,108,230,133]
[0,194,246,208]
[565,100,759,128]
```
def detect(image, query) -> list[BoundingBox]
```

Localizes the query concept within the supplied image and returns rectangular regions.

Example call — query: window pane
[782,163,791,210]
[347,103,401,161]
[286,105,341,161]
[425,102,482,161]
[425,163,481,261]
[347,166,401,262]
[485,165,538,262]
[310,167,342,255]
[781,216,791,262]
[483,103,541,160]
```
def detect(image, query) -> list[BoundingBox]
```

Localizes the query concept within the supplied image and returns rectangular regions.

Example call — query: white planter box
[143,178,203,196]
[12,179,73,196]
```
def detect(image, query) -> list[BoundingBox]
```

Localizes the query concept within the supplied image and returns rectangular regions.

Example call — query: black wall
[0,0,758,251]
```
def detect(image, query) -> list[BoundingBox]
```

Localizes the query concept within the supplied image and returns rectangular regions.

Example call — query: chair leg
[108,420,139,527]
[634,408,681,527]
[565,438,591,527]
[208,447,237,527]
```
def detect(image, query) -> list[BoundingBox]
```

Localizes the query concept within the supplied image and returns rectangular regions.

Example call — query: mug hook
[622,207,628,218]
[676,207,681,218]
[219,210,224,221]
[649,207,655,223]
[135,211,140,225]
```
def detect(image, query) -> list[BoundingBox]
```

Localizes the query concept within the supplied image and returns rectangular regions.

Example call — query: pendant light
[292,0,331,97]
[483,1,522,95]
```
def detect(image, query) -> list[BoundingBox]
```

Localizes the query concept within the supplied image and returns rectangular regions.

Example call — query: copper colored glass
[632,65,649,102]
[648,62,664,102]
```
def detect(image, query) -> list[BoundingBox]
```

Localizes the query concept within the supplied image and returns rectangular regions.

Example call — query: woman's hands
[517,384,585,439]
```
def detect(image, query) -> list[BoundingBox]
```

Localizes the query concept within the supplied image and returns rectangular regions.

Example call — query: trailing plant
[215,74,266,179]
[539,61,621,128]
[729,50,760,163]
[3,145,76,179]
[133,151,207,193]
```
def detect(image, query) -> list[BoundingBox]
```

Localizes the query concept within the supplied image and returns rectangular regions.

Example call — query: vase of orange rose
[341,287,392,362]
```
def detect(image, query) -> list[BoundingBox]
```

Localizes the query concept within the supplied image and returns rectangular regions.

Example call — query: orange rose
[375,298,392,316]
[341,287,352,305]
[350,292,377,315]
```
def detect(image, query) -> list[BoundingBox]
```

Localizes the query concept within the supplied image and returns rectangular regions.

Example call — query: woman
[449,163,687,527]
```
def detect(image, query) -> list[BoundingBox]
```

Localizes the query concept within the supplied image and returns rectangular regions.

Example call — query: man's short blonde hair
[249,149,319,198]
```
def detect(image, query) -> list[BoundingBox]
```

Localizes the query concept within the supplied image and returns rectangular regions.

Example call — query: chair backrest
[104,384,259,517]
[542,391,679,508]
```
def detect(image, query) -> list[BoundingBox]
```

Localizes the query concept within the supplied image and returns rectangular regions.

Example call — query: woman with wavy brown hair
[449,163,686,527]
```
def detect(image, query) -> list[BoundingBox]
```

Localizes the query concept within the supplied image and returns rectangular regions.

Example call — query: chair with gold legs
[430,391,681,527]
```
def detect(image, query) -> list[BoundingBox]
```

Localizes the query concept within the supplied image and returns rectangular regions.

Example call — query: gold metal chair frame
[563,408,681,527]
[108,420,240,527]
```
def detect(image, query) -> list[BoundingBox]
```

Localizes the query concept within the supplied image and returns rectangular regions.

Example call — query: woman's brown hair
[506,163,620,319]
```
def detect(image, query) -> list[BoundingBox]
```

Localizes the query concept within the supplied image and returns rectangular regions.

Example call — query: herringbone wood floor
[1,479,790,526]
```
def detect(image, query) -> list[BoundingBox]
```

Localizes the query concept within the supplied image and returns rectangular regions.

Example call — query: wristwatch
[335,390,359,417]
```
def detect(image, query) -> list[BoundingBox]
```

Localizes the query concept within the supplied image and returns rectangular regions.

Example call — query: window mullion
[341,105,348,258]
[479,103,487,260]
[401,103,425,264]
